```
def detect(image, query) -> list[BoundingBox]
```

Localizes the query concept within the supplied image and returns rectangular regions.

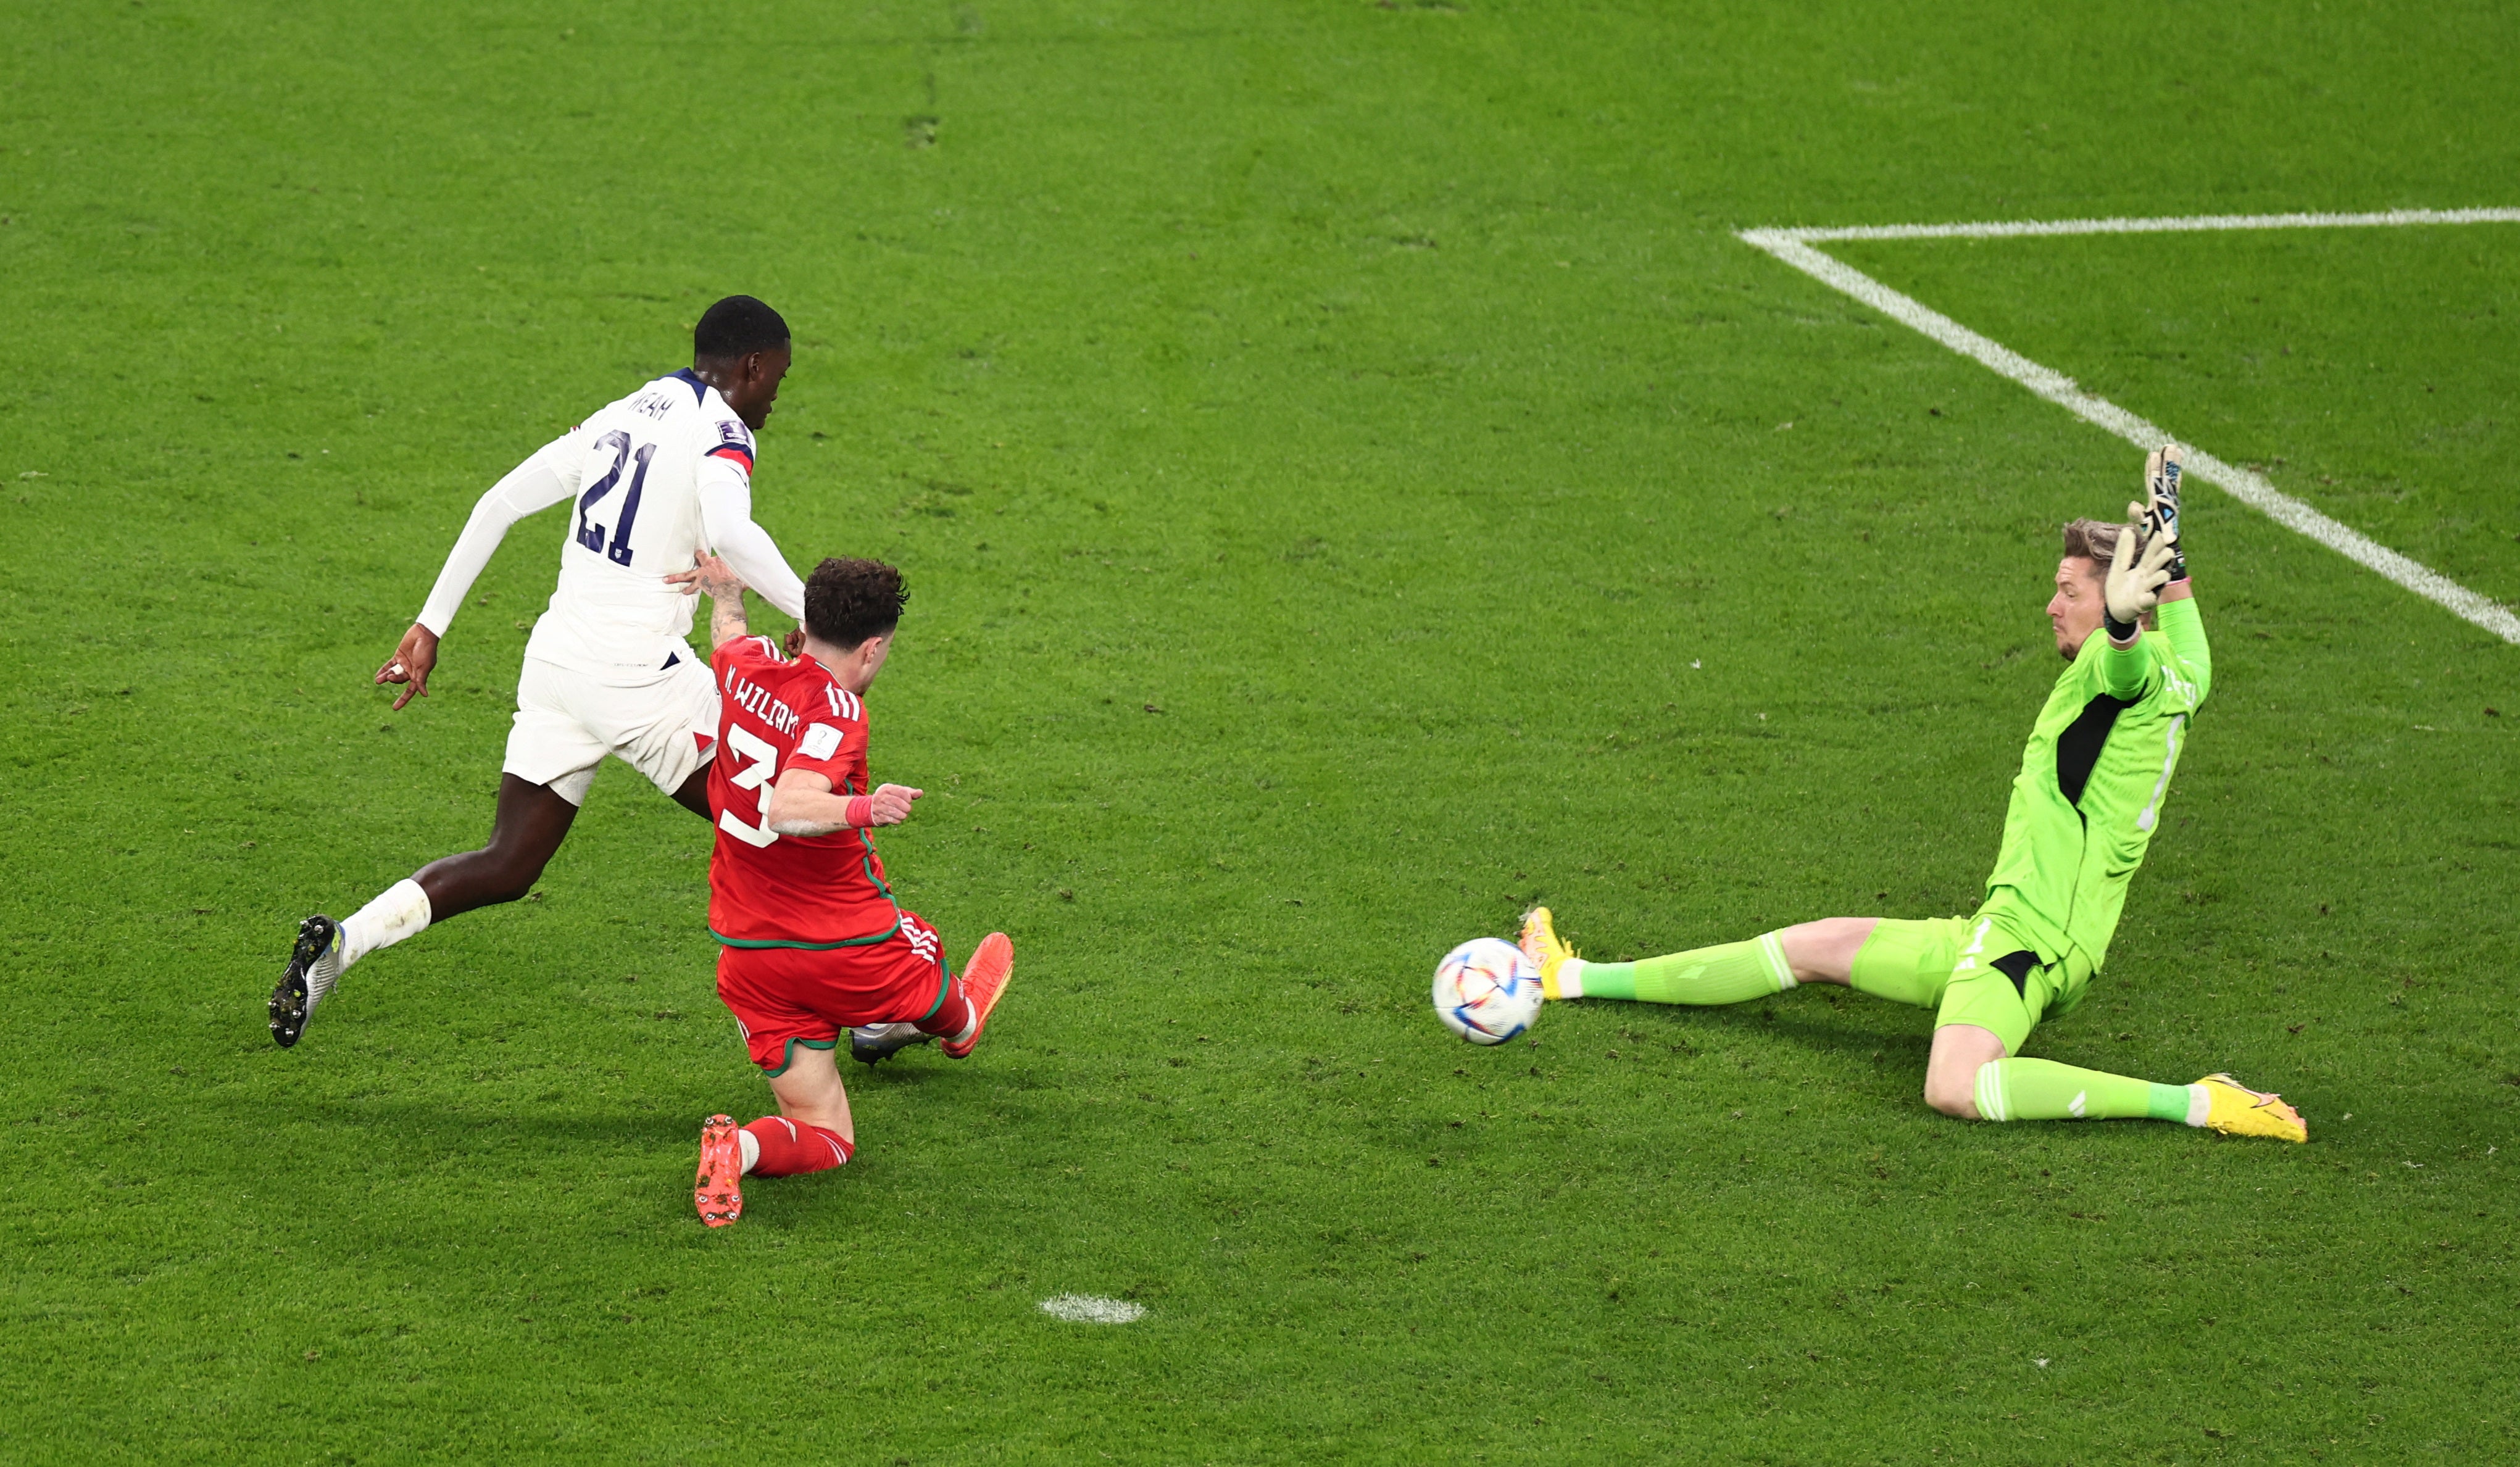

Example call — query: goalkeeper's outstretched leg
[1520,907,1913,1003]
[1520,907,2305,1142]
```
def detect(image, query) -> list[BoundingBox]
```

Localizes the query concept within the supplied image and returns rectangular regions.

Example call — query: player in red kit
[684,552,1014,1227]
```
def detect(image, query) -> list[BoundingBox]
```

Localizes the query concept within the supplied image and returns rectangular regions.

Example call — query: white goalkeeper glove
[2103,501,2177,641]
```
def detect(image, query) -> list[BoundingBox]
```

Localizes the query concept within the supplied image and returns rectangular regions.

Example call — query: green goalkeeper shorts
[1850,913,2095,1055]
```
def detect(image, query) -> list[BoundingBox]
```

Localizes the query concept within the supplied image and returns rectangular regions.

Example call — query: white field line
[1039,1294,1144,1324]
[1772,207,2520,244]
[1736,217,2520,644]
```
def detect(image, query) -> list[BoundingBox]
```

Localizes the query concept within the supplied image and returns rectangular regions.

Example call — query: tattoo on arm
[710,590,748,650]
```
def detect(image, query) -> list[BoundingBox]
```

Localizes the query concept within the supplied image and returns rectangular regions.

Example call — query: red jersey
[705,636,901,948]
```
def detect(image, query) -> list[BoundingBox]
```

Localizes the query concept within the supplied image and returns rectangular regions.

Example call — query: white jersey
[413,368,806,679]
[528,370,757,673]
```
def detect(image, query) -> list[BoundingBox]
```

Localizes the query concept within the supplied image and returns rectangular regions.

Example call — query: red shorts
[715,910,954,1074]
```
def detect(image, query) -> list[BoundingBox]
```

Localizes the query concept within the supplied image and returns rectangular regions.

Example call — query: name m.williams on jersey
[722,641,802,739]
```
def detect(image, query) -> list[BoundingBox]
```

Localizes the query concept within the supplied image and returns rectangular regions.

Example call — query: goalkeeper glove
[2144,444,2188,583]
[2104,501,2178,641]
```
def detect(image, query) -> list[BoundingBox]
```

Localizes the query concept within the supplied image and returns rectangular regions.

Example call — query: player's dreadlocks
[793,557,910,655]
[694,295,789,361]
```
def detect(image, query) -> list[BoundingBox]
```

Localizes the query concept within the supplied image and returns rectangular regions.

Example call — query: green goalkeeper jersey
[1977,596,2213,982]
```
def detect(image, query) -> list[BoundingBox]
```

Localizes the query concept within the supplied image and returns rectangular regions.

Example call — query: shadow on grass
[1592,990,1937,1060]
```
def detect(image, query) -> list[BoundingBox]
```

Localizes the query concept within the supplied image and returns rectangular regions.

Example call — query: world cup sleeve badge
[710,418,756,472]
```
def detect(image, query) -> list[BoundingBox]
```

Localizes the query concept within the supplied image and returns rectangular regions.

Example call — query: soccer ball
[1431,937,1544,1045]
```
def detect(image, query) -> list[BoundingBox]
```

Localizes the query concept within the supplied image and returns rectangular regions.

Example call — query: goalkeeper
[1521,447,2306,1141]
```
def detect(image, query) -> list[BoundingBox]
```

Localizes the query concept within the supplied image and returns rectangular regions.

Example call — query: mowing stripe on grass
[1737,213,2520,646]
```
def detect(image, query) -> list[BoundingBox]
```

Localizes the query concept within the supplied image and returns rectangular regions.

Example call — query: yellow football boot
[2194,1073,2308,1142]
[1518,907,1579,999]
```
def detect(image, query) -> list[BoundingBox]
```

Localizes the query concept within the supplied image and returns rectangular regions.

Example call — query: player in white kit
[270,296,811,1047]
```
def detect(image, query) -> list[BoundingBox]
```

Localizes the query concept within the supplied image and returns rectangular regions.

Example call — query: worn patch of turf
[3,1,2515,1460]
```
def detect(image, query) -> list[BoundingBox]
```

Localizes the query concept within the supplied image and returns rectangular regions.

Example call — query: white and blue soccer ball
[1432,937,1544,1045]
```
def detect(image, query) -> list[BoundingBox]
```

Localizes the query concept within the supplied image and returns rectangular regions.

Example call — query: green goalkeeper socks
[1973,1058,2203,1124]
[1561,933,1795,1005]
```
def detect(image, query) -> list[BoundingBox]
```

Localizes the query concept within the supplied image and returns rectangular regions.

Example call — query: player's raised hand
[376,623,440,712]
[2103,502,2177,634]
[2144,444,2189,582]
[866,784,923,826]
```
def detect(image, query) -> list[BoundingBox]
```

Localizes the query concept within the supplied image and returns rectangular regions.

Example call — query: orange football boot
[696,1114,744,1227]
[941,933,1014,1059]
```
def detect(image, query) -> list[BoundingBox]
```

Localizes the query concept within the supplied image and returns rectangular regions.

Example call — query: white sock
[341,878,433,968]
[738,1128,761,1174]
[2183,1083,2213,1128]
[1555,958,1589,998]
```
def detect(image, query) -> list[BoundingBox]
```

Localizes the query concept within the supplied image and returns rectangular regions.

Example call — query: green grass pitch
[4,1,2517,1460]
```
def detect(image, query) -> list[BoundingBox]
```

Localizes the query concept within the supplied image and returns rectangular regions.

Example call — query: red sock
[916,979,973,1040]
[741,1116,854,1176]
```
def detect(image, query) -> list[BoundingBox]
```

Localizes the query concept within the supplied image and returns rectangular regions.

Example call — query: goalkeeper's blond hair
[2061,518,2158,631]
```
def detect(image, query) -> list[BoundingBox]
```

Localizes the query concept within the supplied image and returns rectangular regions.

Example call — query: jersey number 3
[718,725,780,848]
[576,430,655,567]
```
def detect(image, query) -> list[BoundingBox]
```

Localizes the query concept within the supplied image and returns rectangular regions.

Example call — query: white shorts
[504,652,718,807]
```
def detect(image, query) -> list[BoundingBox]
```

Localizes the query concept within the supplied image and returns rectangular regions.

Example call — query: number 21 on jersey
[575,430,655,567]
[718,725,780,847]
